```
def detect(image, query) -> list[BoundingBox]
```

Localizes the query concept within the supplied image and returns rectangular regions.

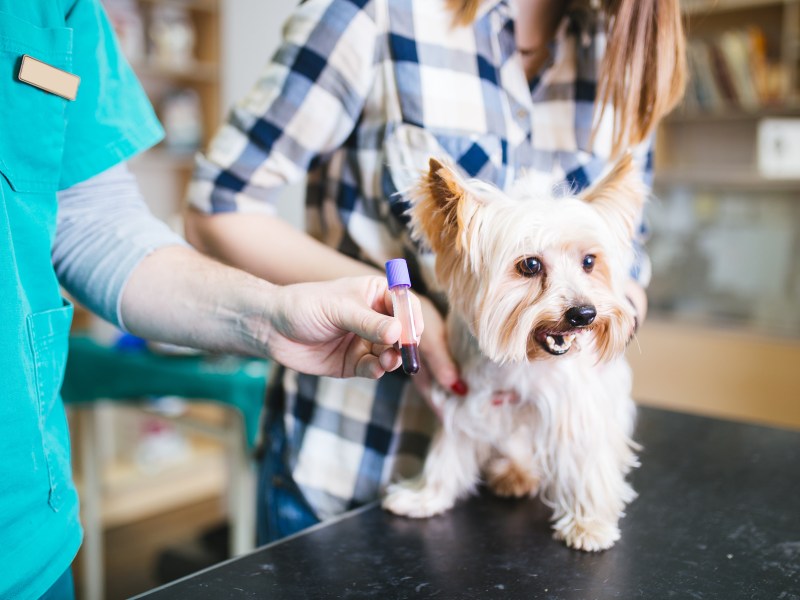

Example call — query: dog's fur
[382,156,645,551]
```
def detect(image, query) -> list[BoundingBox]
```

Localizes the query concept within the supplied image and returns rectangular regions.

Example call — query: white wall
[221,0,305,228]
[220,0,293,109]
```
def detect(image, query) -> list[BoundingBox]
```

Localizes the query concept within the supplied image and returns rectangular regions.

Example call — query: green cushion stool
[62,336,269,600]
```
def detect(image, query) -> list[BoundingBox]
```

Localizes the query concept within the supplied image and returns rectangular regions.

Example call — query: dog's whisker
[630,331,642,354]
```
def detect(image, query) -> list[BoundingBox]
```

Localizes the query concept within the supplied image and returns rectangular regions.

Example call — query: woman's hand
[263,276,424,379]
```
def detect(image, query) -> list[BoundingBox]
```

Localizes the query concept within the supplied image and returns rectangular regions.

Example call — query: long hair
[446,0,687,157]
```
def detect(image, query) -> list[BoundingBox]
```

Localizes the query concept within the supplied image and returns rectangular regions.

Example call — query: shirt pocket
[0,11,72,193]
[27,299,74,511]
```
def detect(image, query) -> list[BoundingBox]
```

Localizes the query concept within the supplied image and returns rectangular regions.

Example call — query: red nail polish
[450,380,468,396]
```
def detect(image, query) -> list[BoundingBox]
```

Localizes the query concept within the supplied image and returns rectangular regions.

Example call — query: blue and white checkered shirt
[188,0,653,521]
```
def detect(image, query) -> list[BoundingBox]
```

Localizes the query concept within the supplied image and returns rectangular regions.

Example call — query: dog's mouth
[533,329,582,356]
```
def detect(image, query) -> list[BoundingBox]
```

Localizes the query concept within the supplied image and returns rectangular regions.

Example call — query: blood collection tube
[385,259,420,375]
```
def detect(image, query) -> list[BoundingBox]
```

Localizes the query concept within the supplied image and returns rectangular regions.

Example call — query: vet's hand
[264,276,424,379]
[413,296,468,416]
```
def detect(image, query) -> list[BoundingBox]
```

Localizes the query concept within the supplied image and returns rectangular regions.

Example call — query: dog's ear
[410,158,471,255]
[580,153,646,241]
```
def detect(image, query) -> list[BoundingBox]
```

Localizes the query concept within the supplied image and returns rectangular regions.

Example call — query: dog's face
[410,156,644,364]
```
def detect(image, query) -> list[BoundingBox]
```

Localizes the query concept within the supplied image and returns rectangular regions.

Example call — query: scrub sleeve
[0,2,163,598]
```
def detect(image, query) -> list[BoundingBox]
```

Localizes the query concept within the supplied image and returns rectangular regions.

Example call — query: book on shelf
[687,39,725,111]
[707,39,740,107]
[683,27,790,114]
[718,30,760,110]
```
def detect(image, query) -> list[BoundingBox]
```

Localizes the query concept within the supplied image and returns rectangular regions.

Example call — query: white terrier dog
[382,155,645,552]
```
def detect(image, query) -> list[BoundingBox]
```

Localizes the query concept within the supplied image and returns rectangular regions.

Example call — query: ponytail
[447,0,687,156]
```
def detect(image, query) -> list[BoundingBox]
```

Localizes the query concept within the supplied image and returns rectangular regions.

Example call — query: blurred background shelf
[130,148,198,170]
[132,59,220,83]
[104,0,221,219]
[666,104,800,122]
[681,0,797,16]
[629,320,800,430]
[642,0,800,425]
[136,0,219,13]
[654,170,800,190]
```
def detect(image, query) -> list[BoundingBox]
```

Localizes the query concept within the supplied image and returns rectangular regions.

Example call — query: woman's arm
[185,211,378,285]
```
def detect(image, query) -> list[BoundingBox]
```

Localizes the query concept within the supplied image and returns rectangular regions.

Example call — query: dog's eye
[583,254,596,273]
[516,256,542,277]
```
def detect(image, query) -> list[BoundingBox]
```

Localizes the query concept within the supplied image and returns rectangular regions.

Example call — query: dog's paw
[485,459,539,498]
[552,516,620,552]
[382,481,455,518]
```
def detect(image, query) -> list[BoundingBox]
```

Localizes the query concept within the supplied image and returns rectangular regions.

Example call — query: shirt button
[517,109,527,119]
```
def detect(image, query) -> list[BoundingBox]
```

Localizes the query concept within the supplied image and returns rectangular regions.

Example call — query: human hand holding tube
[262,275,424,378]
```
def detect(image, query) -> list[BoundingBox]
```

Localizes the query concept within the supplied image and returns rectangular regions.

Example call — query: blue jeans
[39,568,74,600]
[256,407,319,545]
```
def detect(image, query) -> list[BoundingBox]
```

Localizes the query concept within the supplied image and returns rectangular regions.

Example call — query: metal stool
[62,336,268,600]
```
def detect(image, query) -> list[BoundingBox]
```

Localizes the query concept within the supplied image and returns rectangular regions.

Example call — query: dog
[382,155,644,552]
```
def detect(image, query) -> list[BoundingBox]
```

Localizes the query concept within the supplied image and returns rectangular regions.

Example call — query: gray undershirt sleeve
[53,162,189,329]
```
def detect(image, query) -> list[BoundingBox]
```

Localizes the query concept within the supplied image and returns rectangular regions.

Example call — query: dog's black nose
[566,305,596,327]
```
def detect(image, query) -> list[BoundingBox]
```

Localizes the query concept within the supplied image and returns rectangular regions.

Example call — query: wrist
[227,274,280,358]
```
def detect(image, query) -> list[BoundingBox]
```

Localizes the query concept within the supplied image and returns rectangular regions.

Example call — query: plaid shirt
[188,0,652,521]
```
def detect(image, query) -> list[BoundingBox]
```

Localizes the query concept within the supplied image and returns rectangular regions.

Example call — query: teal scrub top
[0,2,163,597]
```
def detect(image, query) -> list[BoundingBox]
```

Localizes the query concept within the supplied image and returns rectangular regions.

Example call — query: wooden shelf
[646,0,800,423]
[666,105,800,124]
[681,0,796,16]
[654,169,800,191]
[132,59,219,84]
[645,311,800,343]
[137,0,218,13]
[132,148,197,170]
[105,0,221,233]
[628,320,800,430]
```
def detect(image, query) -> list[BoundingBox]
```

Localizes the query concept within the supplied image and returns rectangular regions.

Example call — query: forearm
[185,209,380,284]
[119,245,276,357]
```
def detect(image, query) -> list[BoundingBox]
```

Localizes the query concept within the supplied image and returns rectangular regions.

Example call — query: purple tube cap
[385,258,411,288]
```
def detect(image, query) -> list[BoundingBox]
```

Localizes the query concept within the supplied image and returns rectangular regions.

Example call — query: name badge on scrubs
[17,55,80,101]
